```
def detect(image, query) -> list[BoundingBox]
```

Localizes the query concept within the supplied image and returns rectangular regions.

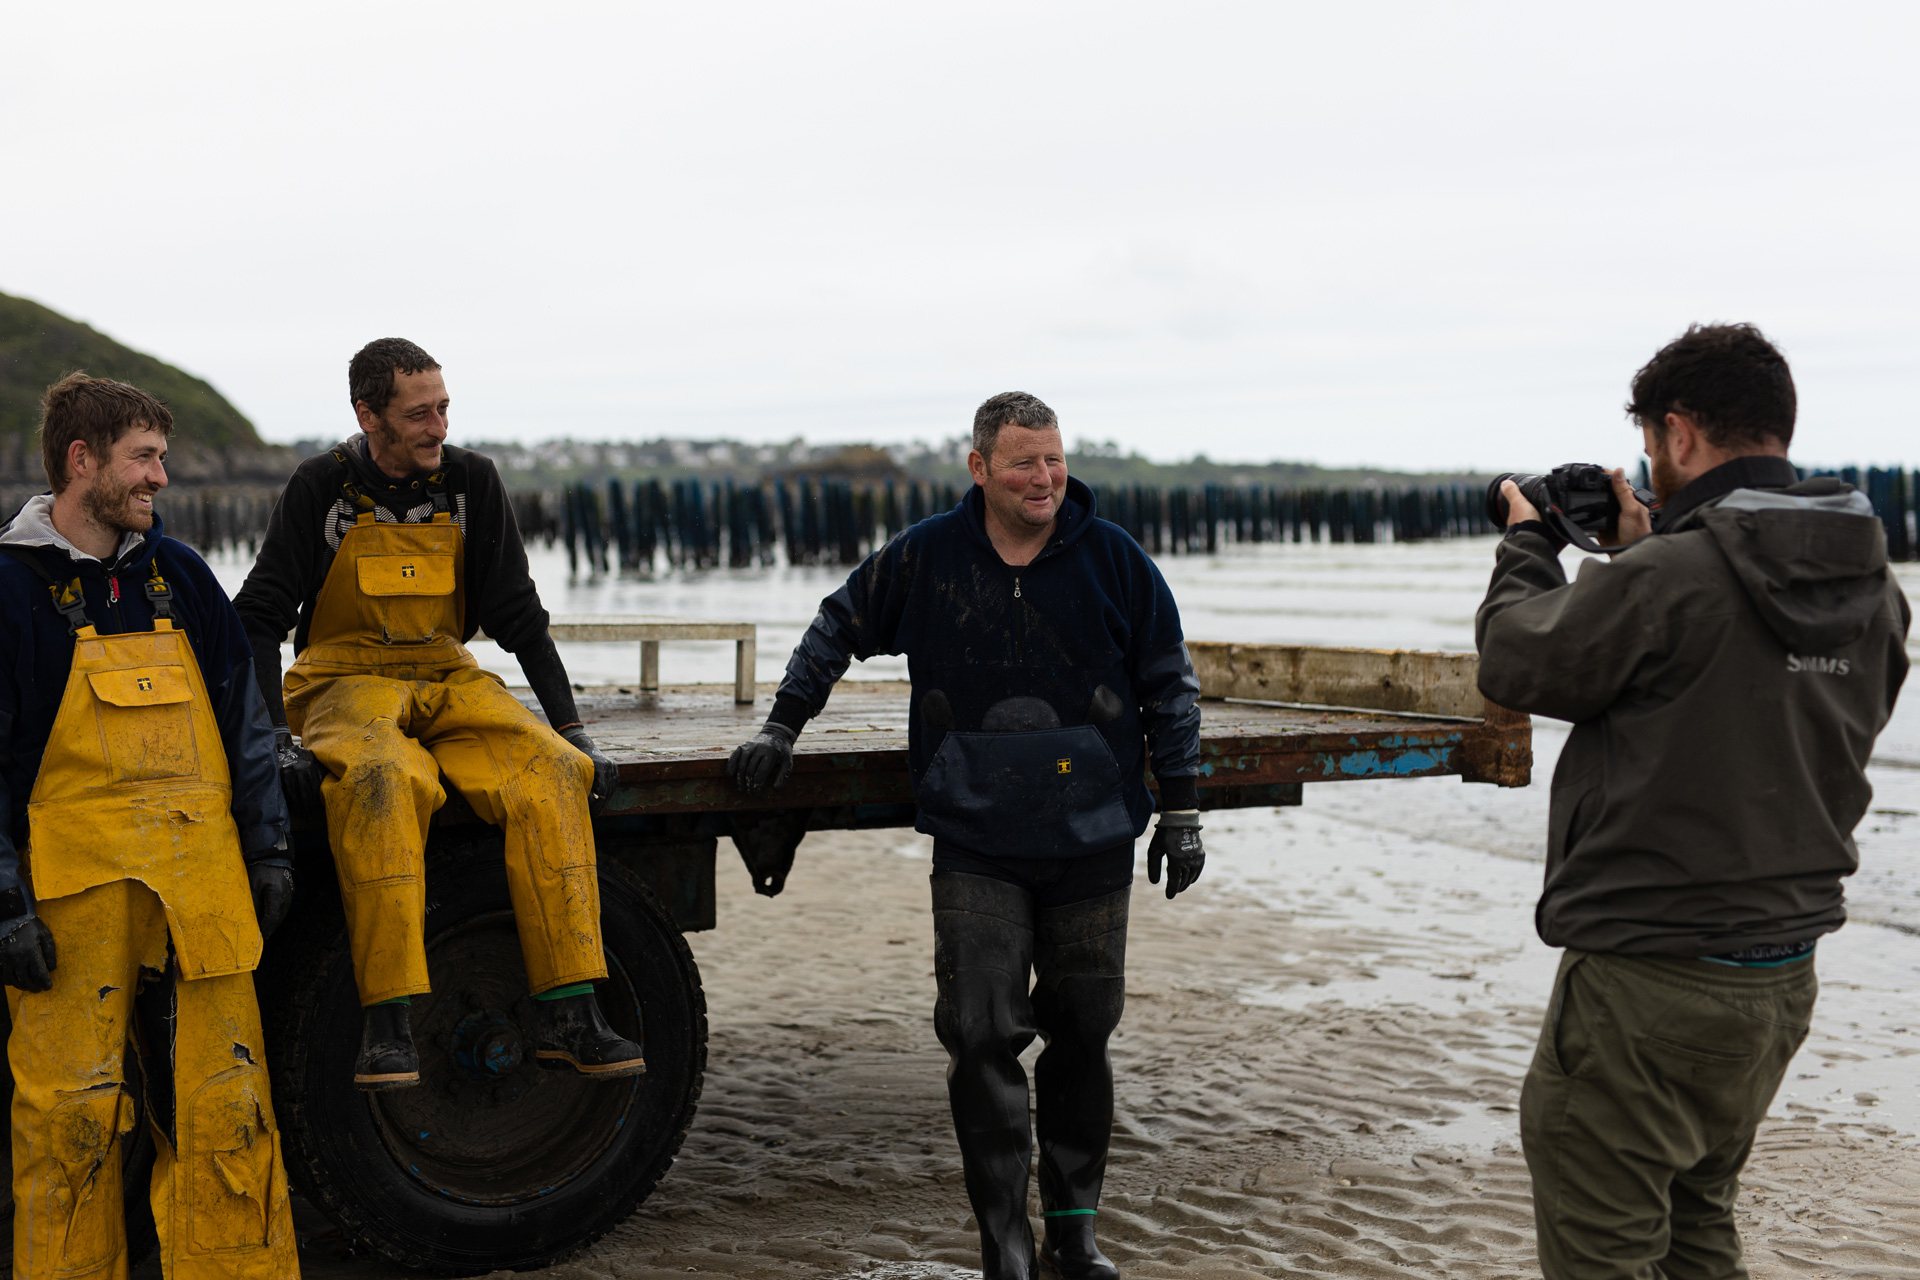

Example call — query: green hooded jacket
[1476,456,1911,955]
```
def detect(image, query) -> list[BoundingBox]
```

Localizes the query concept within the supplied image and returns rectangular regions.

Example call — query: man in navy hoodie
[729,392,1205,1280]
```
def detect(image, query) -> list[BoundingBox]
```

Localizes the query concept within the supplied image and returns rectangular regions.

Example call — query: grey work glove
[0,917,57,992]
[728,722,797,793]
[274,725,325,826]
[1147,810,1205,899]
[248,862,295,940]
[559,725,619,816]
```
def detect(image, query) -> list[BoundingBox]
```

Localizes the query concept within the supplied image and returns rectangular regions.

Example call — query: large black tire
[0,1003,159,1276]
[258,828,707,1274]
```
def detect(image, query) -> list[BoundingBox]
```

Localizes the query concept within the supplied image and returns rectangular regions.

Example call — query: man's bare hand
[1499,479,1542,528]
[1598,468,1652,548]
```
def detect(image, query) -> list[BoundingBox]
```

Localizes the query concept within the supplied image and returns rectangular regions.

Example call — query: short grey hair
[972,391,1058,461]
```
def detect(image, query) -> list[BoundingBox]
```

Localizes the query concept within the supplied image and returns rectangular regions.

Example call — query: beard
[1648,446,1685,504]
[81,470,154,534]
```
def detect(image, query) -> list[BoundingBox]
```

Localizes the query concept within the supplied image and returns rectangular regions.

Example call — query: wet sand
[277,805,1920,1280]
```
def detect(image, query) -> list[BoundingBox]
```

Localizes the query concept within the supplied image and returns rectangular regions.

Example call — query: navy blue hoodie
[0,502,287,936]
[772,478,1201,858]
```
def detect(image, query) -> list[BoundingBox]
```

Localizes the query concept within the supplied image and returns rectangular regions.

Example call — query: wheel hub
[451,1009,525,1078]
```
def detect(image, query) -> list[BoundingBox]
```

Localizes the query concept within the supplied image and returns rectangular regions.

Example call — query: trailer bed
[565,679,1532,817]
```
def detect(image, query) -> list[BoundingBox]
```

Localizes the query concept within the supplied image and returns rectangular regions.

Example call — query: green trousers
[1519,949,1816,1280]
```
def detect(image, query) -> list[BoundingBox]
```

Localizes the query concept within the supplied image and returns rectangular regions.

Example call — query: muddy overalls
[9,565,297,1280]
[280,471,604,1008]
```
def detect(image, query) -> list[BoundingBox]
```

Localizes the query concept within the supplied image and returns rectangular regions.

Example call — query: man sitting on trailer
[234,338,642,1090]
[729,391,1205,1280]
[0,373,299,1277]
[1479,323,1910,1280]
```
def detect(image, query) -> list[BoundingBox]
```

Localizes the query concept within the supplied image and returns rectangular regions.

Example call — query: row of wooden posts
[4,464,1908,569]
[528,467,1920,573]
[521,478,1513,574]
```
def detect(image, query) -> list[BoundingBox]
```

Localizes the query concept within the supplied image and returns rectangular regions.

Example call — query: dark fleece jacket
[772,478,1202,859]
[1477,456,1910,956]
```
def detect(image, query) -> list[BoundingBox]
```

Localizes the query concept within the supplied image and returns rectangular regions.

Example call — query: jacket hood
[0,493,157,570]
[958,476,1099,556]
[1695,478,1889,653]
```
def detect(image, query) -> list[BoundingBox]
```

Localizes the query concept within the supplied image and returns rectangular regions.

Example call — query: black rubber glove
[727,722,797,793]
[559,725,619,816]
[1147,810,1205,899]
[0,917,57,992]
[248,862,295,939]
[274,725,325,826]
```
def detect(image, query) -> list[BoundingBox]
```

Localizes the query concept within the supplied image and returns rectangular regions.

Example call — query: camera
[1485,463,1654,551]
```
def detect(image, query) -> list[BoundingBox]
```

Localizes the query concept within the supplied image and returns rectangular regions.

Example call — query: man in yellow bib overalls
[0,373,298,1277]
[234,339,640,1089]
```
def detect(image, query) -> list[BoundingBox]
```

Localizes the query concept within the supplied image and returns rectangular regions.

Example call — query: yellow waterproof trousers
[287,665,604,1005]
[8,880,296,1280]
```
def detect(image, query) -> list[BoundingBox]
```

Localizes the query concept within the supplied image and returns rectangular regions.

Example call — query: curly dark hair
[1626,323,1795,451]
[39,371,174,493]
[972,391,1058,462]
[348,338,441,416]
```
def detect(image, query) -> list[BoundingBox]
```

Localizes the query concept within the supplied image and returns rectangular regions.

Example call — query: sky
[4,1,1917,471]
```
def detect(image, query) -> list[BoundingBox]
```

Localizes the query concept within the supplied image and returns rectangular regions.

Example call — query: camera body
[1485,463,1654,551]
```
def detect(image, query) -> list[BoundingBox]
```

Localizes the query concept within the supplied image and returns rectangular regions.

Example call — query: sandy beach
[284,794,1920,1278]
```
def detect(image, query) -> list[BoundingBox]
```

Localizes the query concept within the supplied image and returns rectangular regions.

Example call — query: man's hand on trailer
[728,722,797,793]
[559,726,620,816]
[1148,810,1206,899]
[275,725,325,824]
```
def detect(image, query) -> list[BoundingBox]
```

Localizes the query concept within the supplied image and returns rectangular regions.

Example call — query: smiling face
[358,367,450,477]
[969,423,1068,534]
[76,424,169,535]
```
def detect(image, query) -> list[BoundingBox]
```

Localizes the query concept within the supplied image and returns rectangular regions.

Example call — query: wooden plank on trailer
[1186,642,1484,718]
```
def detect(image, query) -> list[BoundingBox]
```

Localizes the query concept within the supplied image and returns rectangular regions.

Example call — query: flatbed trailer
[0,644,1531,1275]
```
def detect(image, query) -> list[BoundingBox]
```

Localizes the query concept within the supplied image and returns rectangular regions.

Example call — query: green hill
[0,289,288,483]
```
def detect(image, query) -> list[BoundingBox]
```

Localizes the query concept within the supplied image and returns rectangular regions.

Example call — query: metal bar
[640,640,660,692]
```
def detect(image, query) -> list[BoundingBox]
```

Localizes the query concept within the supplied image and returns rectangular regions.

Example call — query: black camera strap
[1545,508,1610,555]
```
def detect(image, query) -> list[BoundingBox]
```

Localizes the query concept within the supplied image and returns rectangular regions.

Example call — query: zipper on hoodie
[1012,573,1025,661]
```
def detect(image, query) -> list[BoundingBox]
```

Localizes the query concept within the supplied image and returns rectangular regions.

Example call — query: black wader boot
[933,873,1041,1280]
[356,1001,420,1090]
[1033,887,1128,1280]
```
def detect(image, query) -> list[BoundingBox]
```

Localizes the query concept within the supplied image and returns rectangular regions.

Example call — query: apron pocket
[916,725,1136,858]
[87,667,199,781]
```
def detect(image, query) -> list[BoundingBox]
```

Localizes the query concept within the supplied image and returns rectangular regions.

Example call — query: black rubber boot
[355,1001,421,1090]
[933,871,1041,1280]
[1033,886,1129,1280]
[534,991,646,1078]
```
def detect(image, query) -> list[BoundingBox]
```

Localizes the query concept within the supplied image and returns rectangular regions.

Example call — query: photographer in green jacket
[1477,323,1910,1280]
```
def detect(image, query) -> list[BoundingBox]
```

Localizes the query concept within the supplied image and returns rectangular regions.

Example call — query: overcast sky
[5,2,1916,470]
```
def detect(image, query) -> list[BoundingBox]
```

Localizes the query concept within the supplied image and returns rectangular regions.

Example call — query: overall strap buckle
[333,447,378,514]
[143,562,173,619]
[425,468,452,517]
[49,577,92,636]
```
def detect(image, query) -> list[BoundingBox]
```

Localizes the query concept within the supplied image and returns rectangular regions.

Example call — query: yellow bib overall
[282,507,604,1005]
[8,567,296,1280]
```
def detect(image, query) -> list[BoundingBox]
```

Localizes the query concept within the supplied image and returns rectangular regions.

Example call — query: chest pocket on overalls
[86,666,198,781]
[357,554,456,643]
